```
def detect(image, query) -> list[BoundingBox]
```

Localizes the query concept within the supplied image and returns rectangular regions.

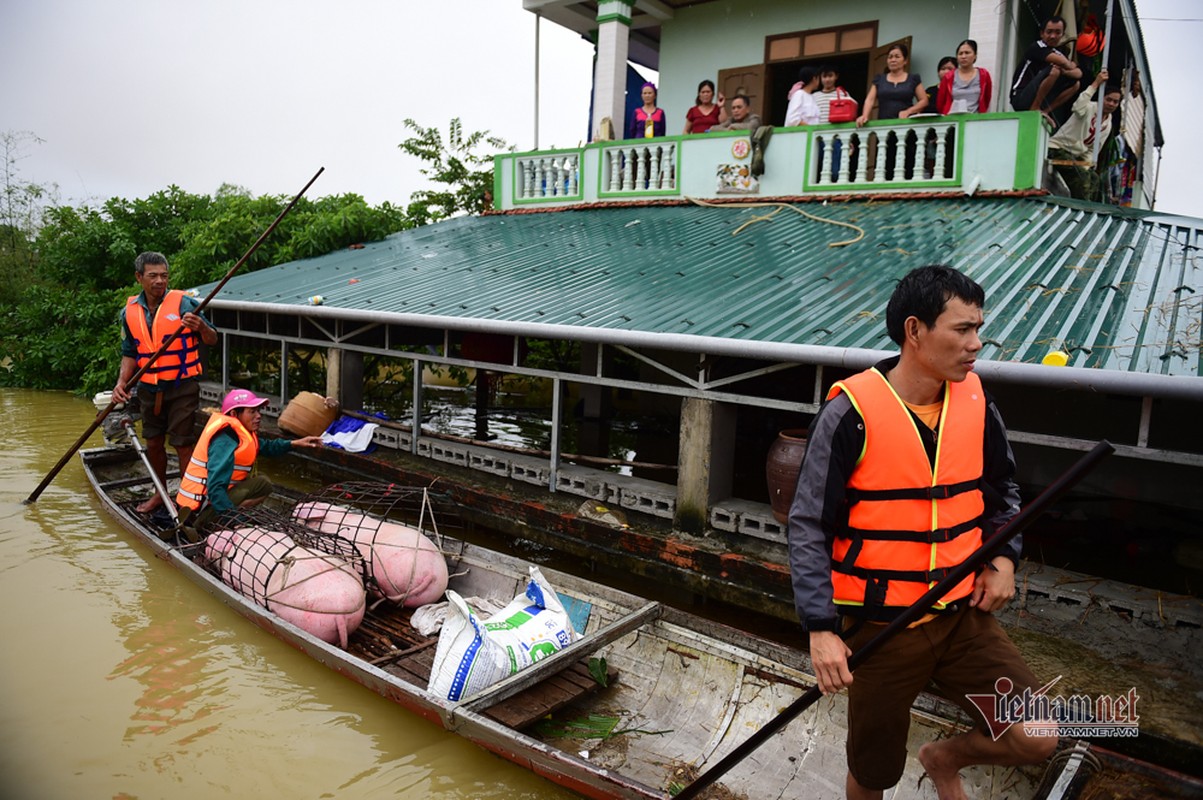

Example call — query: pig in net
[287,482,454,609]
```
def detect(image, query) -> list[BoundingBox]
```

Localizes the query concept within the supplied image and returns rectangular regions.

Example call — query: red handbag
[828,97,858,123]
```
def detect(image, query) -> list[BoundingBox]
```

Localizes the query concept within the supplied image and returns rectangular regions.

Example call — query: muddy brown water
[0,389,575,800]
[7,388,1200,798]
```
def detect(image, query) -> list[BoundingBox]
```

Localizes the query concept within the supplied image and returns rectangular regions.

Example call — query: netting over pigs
[289,483,453,609]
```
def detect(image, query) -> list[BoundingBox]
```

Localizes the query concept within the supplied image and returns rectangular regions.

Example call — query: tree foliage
[0,131,54,305]
[1,118,500,396]
[398,118,512,223]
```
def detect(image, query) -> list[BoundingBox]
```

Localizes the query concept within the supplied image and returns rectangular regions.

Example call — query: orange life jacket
[828,368,986,618]
[124,289,204,385]
[176,413,259,510]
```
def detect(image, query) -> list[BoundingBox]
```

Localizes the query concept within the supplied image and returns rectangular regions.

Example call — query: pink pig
[205,527,366,648]
[292,502,448,607]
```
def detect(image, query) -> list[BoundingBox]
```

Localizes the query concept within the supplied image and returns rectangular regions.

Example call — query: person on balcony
[711,95,772,177]
[627,81,666,140]
[857,43,929,126]
[784,66,822,126]
[1047,70,1120,202]
[684,79,727,134]
[1009,16,1082,123]
[930,57,956,116]
[711,94,761,132]
[939,40,993,114]
[813,65,858,124]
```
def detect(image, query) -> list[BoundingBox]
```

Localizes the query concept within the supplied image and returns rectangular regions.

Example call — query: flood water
[0,388,574,800]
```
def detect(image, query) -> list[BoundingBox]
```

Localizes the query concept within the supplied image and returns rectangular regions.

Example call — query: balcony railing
[494,111,1047,210]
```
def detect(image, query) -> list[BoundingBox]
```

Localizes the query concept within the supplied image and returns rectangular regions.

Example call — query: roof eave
[209,299,1203,402]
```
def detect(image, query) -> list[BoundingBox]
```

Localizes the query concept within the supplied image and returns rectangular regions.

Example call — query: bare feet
[135,496,163,514]
[918,741,968,800]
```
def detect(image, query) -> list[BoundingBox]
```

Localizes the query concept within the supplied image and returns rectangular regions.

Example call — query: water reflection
[108,606,228,743]
[0,388,574,800]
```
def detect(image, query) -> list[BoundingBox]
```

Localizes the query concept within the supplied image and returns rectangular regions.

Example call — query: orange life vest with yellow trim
[828,368,986,617]
[176,413,259,510]
[124,289,204,385]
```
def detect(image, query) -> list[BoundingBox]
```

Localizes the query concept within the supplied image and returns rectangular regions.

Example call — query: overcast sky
[1,0,1199,218]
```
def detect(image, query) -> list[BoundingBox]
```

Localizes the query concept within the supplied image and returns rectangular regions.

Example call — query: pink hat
[221,388,269,415]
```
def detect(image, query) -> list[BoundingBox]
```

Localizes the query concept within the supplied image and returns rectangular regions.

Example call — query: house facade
[509,0,1161,209]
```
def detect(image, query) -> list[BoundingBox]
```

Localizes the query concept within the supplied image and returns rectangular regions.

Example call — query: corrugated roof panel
[200,197,1202,379]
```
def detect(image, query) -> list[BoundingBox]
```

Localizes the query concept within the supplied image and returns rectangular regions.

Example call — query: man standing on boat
[175,388,323,537]
[112,251,218,519]
[787,265,1055,799]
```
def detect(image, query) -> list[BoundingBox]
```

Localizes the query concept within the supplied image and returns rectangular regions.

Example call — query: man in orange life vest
[112,252,218,515]
[788,266,1055,800]
[175,388,323,534]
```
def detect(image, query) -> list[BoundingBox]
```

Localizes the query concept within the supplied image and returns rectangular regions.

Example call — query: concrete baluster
[837,135,852,183]
[609,149,622,193]
[933,125,950,180]
[651,145,663,190]
[875,132,889,183]
[633,146,646,190]
[819,135,833,184]
[855,134,869,183]
[567,154,578,195]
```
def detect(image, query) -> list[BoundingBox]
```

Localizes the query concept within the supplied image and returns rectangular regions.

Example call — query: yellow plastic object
[1042,350,1069,367]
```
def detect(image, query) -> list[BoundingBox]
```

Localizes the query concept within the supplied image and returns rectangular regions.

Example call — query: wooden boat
[81,444,1203,799]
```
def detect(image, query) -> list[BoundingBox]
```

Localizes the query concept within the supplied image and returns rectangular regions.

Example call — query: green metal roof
[201,196,1202,386]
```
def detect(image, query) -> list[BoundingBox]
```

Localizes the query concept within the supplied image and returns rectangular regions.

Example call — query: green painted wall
[656,0,973,130]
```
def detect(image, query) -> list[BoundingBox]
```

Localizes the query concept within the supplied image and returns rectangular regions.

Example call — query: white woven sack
[427,566,579,701]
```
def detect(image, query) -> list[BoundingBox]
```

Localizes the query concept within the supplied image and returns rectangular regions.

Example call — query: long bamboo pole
[24,167,324,504]
[675,439,1115,799]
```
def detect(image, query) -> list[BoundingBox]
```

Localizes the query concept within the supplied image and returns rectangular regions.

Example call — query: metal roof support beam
[549,377,563,492]
[411,357,423,456]
[614,344,701,389]
[217,323,1196,467]
[211,302,1203,402]
[1137,395,1153,448]
[1008,430,1203,468]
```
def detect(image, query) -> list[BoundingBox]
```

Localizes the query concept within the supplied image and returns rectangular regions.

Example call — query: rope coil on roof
[685,196,866,247]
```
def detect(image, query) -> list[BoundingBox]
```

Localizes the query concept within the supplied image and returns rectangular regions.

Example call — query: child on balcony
[812,65,858,124]
[930,57,956,116]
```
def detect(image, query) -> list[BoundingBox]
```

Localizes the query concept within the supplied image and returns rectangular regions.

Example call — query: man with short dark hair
[711,95,761,132]
[711,94,773,177]
[788,265,1056,799]
[112,252,218,516]
[1010,16,1083,119]
[1048,69,1121,202]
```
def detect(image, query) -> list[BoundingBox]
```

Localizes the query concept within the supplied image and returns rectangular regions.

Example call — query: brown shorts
[137,380,200,447]
[843,604,1039,791]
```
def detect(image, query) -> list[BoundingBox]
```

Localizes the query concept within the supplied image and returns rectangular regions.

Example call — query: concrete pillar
[592,0,634,139]
[579,342,612,458]
[674,397,736,534]
[325,348,364,411]
[968,0,1008,111]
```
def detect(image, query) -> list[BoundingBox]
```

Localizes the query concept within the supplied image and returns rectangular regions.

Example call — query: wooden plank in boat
[484,660,619,730]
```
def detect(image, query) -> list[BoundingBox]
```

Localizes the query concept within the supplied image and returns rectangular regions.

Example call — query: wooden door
[717,64,765,120]
[866,36,912,120]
